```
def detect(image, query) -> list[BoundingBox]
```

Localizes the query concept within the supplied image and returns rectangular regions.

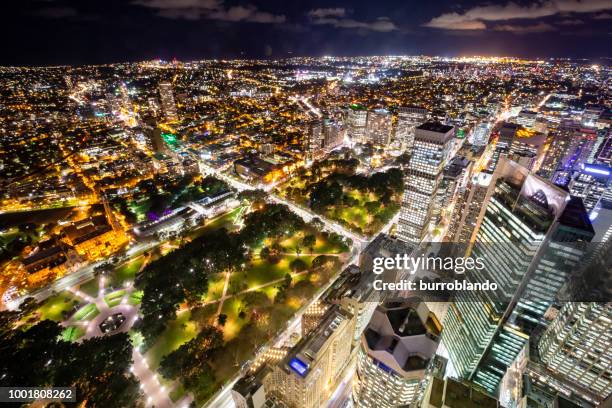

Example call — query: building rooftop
[427,377,498,408]
[417,122,454,134]
[363,300,441,374]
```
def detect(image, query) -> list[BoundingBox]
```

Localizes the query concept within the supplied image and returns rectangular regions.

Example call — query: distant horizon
[2,54,611,69]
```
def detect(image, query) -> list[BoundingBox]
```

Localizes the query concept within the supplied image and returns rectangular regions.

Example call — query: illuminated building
[366,109,393,147]
[397,122,454,244]
[322,118,343,152]
[347,104,368,143]
[437,156,473,219]
[595,131,612,166]
[472,122,491,147]
[445,172,492,247]
[515,110,537,129]
[158,82,178,121]
[352,300,443,408]
[305,119,323,161]
[537,302,612,402]
[264,306,354,408]
[568,164,612,213]
[396,106,428,151]
[443,158,595,395]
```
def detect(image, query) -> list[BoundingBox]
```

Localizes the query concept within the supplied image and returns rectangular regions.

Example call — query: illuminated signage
[583,165,610,177]
[289,358,308,377]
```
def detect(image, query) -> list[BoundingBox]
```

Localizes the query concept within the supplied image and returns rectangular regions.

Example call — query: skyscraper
[352,300,443,408]
[538,302,612,401]
[158,82,178,121]
[396,106,428,151]
[443,158,595,394]
[568,163,612,213]
[366,109,393,147]
[397,122,454,245]
[305,119,323,162]
[347,104,368,143]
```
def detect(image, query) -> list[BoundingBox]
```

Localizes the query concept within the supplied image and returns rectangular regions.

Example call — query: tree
[289,258,308,273]
[159,325,223,387]
[302,234,316,252]
[217,313,228,326]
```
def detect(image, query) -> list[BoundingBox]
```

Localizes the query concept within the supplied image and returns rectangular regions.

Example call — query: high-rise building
[347,104,368,143]
[445,172,492,246]
[568,163,612,213]
[436,156,473,221]
[443,158,595,395]
[322,118,344,152]
[538,302,612,402]
[264,306,354,408]
[305,119,323,162]
[158,82,178,121]
[366,109,393,147]
[352,300,443,408]
[396,106,428,151]
[397,122,454,245]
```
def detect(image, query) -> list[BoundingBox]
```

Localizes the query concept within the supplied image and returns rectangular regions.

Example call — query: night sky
[2,0,612,66]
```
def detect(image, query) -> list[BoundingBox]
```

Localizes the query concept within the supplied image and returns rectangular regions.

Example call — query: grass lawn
[78,279,100,298]
[220,296,248,341]
[128,290,143,305]
[104,289,127,308]
[36,293,81,321]
[73,303,99,321]
[111,256,145,287]
[146,310,198,369]
[61,326,85,342]
[202,273,226,303]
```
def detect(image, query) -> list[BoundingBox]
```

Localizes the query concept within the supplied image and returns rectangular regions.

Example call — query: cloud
[558,18,584,25]
[35,6,78,19]
[424,0,612,30]
[132,0,285,23]
[307,8,346,18]
[209,6,285,23]
[593,12,612,19]
[311,17,397,32]
[306,6,397,32]
[493,22,556,33]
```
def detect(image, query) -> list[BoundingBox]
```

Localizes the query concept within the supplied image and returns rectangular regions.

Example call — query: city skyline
[0,14,610,406]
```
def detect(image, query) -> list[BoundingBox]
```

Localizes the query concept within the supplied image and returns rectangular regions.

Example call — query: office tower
[445,172,492,246]
[499,343,601,408]
[322,118,343,152]
[366,109,393,147]
[595,131,612,166]
[472,122,491,147]
[305,119,323,161]
[396,106,429,151]
[538,303,612,402]
[507,128,546,172]
[568,164,612,213]
[443,158,595,395]
[347,104,368,143]
[264,306,354,408]
[352,300,442,408]
[143,120,170,154]
[540,124,600,183]
[487,122,518,172]
[422,377,499,408]
[158,82,178,121]
[397,122,454,245]
[437,156,473,219]
[321,264,377,346]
